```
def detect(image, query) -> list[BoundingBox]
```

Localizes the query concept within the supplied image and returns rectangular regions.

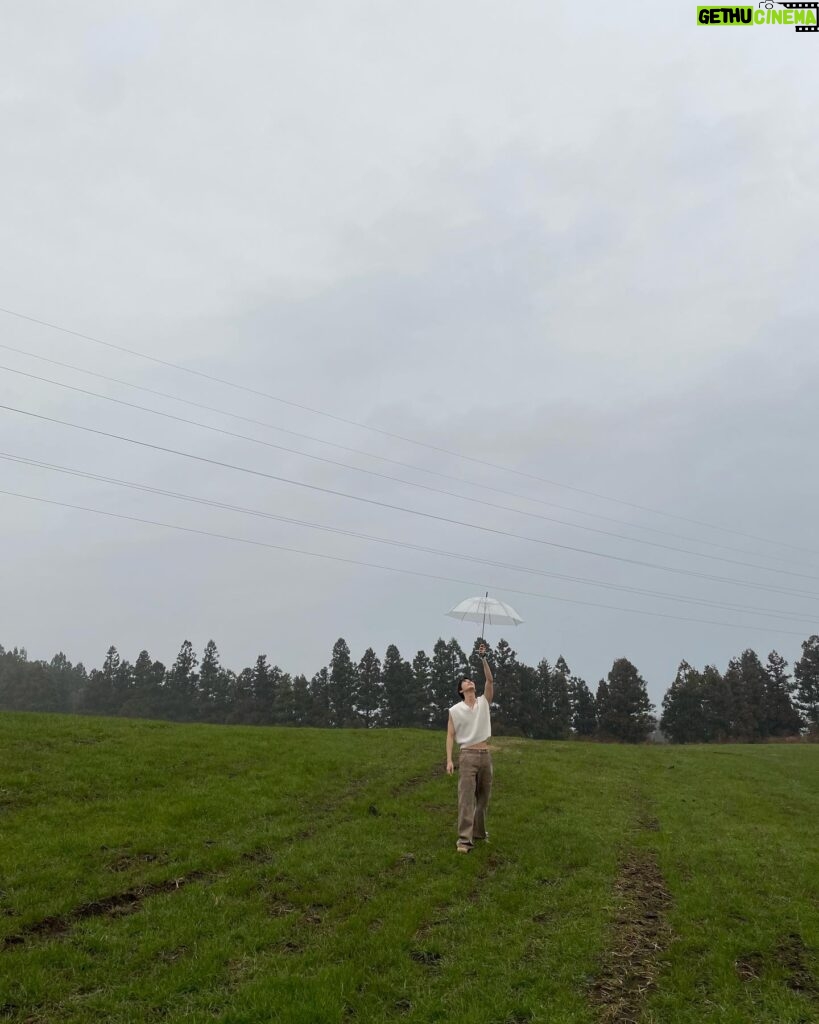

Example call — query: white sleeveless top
[449,695,491,748]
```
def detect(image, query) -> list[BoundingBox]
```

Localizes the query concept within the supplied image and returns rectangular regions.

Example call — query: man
[446,643,494,854]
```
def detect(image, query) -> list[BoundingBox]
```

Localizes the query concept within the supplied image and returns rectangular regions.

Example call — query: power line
[5,339,809,568]
[0,303,809,554]
[4,450,816,626]
[0,484,812,639]
[4,362,819,584]
[2,400,819,603]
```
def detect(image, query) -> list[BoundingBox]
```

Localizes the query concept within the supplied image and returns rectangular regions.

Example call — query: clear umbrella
[445,591,524,637]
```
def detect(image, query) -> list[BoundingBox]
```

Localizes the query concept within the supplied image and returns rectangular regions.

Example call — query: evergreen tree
[569,676,596,737]
[228,667,255,724]
[765,651,802,737]
[271,671,294,724]
[412,650,433,728]
[45,652,80,712]
[329,638,359,727]
[308,667,332,727]
[200,641,233,723]
[724,650,768,741]
[251,655,275,725]
[595,678,609,735]
[493,639,522,733]
[794,634,819,733]
[381,644,416,728]
[598,659,654,743]
[529,658,552,738]
[80,645,122,716]
[199,640,223,721]
[0,648,68,713]
[162,640,199,721]
[547,656,573,739]
[291,674,312,726]
[429,638,466,727]
[700,664,732,742]
[120,650,165,719]
[358,647,383,728]
[661,661,709,743]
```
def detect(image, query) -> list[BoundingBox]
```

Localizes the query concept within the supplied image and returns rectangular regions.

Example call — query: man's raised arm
[482,652,494,704]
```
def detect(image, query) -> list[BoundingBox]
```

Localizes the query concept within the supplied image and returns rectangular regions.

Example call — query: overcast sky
[1,2,818,708]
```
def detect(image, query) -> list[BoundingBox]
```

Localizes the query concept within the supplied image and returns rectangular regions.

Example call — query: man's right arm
[446,713,455,774]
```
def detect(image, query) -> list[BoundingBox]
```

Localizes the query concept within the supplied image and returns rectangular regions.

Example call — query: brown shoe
[456,843,471,854]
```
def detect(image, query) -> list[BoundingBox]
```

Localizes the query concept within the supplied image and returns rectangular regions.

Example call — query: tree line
[1,634,817,743]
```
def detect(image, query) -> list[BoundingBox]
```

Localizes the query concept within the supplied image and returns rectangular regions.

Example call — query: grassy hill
[0,713,817,1024]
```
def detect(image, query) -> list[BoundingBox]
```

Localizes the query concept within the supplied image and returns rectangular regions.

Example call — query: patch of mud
[467,852,504,904]
[387,852,416,875]
[410,949,443,968]
[105,850,170,873]
[391,763,446,797]
[777,933,817,994]
[589,850,673,1024]
[735,952,764,982]
[737,934,818,995]
[1,871,207,950]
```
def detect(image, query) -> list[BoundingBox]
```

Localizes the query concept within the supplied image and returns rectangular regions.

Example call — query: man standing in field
[446,643,494,854]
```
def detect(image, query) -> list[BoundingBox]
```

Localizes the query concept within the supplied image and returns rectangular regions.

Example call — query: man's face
[460,678,476,698]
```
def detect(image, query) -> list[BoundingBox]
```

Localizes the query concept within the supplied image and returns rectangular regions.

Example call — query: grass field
[0,714,817,1024]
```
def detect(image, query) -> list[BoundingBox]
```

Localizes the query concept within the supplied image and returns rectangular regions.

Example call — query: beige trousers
[457,748,493,846]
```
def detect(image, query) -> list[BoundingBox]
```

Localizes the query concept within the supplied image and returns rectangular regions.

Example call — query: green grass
[0,714,817,1024]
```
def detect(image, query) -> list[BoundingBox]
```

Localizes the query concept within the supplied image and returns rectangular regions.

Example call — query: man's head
[457,676,476,700]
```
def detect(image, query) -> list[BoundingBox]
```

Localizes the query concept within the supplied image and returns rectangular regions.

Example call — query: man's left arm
[482,654,494,704]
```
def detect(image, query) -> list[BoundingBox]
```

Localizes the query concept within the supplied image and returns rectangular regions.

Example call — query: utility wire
[4,362,819,584]
[0,485,812,639]
[0,303,810,554]
[5,339,809,568]
[4,450,816,626]
[2,400,819,602]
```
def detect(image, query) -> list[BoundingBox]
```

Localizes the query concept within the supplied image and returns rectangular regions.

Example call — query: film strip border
[778,2,819,32]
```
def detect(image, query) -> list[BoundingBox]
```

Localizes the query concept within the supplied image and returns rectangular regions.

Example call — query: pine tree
[412,650,433,728]
[765,651,802,737]
[794,634,819,733]
[292,674,312,726]
[493,639,521,733]
[251,655,273,725]
[199,640,221,720]
[161,640,199,721]
[381,644,416,728]
[358,648,383,728]
[725,650,768,741]
[595,678,609,736]
[308,667,332,727]
[329,638,359,727]
[569,677,596,737]
[229,667,255,724]
[429,638,466,726]
[80,645,122,716]
[121,650,165,719]
[272,671,295,725]
[700,665,731,742]
[45,653,78,713]
[661,661,708,743]
[530,658,553,738]
[547,656,573,739]
[598,659,654,743]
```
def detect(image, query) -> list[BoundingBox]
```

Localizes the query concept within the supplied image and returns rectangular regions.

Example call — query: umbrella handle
[481,590,488,641]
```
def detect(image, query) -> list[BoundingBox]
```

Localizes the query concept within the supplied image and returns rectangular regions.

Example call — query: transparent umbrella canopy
[445,591,524,636]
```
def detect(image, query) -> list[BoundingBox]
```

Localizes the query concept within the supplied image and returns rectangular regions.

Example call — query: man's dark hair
[456,675,471,700]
